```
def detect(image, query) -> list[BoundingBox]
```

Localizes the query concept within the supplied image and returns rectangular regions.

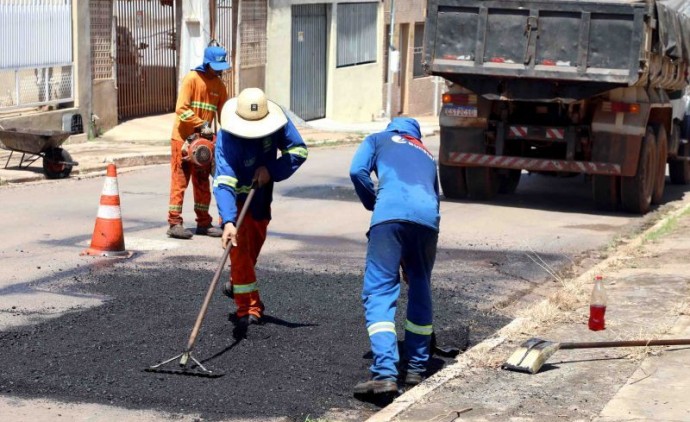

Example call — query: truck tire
[439,163,467,199]
[652,125,668,205]
[592,175,619,212]
[466,167,498,200]
[669,122,690,184]
[620,127,657,214]
[497,169,521,194]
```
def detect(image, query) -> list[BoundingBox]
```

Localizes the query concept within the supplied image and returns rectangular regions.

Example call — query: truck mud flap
[591,132,642,177]
[439,126,486,165]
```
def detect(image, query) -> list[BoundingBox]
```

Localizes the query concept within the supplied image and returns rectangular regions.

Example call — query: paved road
[0,137,668,421]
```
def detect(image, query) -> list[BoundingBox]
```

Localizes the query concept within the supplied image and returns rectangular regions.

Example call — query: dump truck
[424,0,690,213]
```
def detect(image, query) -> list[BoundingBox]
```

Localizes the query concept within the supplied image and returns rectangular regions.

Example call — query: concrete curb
[366,198,690,422]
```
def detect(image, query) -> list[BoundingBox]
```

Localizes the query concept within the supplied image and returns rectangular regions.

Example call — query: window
[413,23,425,78]
[337,3,377,67]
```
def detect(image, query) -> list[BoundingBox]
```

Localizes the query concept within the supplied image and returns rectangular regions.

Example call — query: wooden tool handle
[561,339,690,349]
[185,184,257,353]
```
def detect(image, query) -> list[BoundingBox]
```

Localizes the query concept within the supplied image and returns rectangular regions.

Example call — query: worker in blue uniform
[349,117,440,396]
[214,88,308,328]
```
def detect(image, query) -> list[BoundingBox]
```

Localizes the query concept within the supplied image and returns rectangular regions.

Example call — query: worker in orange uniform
[214,88,308,328]
[167,46,229,239]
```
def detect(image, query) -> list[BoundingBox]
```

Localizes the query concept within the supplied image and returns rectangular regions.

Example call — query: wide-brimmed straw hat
[220,88,288,139]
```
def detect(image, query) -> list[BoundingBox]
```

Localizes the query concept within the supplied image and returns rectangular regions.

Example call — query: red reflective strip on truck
[545,128,565,139]
[446,153,622,175]
[509,126,529,138]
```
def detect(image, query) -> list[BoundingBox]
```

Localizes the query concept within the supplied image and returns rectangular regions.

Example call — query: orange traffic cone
[81,163,132,258]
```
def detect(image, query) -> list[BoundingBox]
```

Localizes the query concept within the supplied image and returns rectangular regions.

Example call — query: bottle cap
[595,275,603,280]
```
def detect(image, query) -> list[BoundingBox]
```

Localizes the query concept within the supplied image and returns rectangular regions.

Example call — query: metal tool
[503,337,690,374]
[146,184,257,378]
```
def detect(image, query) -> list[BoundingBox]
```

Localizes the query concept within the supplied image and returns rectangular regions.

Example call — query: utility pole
[385,0,396,120]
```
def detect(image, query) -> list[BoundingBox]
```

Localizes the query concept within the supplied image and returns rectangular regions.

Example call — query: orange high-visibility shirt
[171,70,228,142]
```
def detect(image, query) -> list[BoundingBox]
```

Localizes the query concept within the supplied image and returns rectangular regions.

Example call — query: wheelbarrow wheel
[43,147,73,179]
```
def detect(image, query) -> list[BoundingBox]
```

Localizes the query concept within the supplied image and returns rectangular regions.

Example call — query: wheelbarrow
[0,127,79,179]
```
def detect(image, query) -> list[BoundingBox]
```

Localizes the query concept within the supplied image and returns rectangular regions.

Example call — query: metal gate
[213,0,234,97]
[114,0,176,120]
[291,4,327,121]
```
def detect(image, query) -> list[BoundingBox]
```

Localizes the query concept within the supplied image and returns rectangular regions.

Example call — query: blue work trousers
[363,221,438,381]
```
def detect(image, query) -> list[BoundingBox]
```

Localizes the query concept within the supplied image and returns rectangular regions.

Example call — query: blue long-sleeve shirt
[349,117,440,231]
[213,118,308,224]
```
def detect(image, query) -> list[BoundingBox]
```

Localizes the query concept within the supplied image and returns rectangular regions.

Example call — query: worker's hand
[222,223,237,249]
[253,166,271,187]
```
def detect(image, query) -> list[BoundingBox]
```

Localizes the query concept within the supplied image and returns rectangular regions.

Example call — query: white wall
[267,0,383,122]
[179,0,211,87]
[266,1,292,107]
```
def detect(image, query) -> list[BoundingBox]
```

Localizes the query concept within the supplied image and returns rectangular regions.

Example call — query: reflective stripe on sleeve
[282,146,308,159]
[235,185,252,194]
[190,101,218,112]
[194,203,210,211]
[367,321,396,337]
[213,175,237,189]
[404,320,433,336]
[233,282,258,294]
[169,204,183,212]
[179,110,195,121]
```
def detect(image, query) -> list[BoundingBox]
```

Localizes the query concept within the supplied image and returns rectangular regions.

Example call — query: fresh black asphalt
[0,258,510,420]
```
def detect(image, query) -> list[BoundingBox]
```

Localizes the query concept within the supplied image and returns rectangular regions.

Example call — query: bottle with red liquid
[588,275,607,331]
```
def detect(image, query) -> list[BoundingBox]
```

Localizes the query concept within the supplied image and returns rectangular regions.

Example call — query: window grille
[91,0,114,80]
[0,0,74,109]
[337,2,377,68]
[240,0,267,69]
[413,22,425,78]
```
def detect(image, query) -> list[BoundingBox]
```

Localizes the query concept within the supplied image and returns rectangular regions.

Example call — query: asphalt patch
[0,261,508,420]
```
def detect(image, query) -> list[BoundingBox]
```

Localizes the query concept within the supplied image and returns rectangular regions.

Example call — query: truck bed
[425,0,648,86]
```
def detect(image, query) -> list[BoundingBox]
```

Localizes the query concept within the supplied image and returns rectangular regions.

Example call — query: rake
[146,185,257,378]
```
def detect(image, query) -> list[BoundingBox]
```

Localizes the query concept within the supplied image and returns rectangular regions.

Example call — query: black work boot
[353,379,398,396]
[167,224,193,239]
[404,371,424,386]
[195,225,223,237]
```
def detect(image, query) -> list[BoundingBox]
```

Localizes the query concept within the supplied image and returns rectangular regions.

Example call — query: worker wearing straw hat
[214,88,308,328]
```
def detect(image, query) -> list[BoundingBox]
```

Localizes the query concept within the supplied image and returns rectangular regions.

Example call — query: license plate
[443,105,478,118]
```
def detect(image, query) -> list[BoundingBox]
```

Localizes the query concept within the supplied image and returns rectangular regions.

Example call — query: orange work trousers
[229,205,269,318]
[168,139,213,227]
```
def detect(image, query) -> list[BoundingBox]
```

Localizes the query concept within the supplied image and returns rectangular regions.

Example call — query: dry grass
[469,204,690,370]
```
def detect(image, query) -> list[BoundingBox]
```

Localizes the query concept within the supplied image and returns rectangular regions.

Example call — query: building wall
[267,0,383,122]
[179,0,211,89]
[93,79,118,131]
[266,1,292,108]
[382,0,438,117]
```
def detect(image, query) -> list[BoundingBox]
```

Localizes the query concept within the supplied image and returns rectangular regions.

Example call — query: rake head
[145,351,225,378]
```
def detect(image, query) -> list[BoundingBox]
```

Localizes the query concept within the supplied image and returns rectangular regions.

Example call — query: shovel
[146,184,257,378]
[503,337,690,374]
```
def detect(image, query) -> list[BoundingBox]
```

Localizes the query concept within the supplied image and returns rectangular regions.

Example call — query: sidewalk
[0,113,440,185]
[370,198,690,422]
